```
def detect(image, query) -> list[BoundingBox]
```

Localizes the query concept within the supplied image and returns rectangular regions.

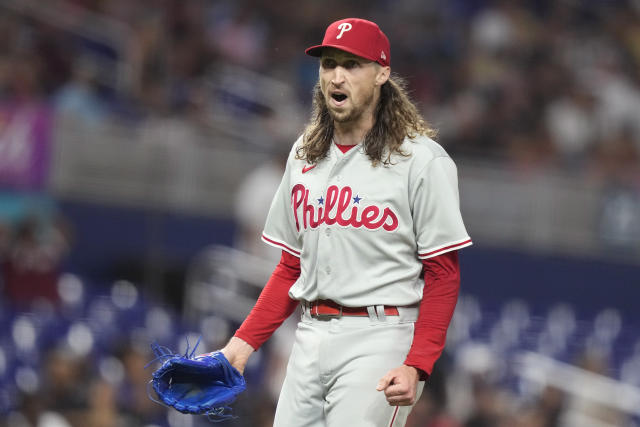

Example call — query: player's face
[319,49,390,124]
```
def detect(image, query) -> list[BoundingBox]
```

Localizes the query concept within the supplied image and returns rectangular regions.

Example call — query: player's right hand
[376,364,420,406]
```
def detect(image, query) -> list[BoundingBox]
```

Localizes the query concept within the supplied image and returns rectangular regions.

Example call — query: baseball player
[221,18,472,427]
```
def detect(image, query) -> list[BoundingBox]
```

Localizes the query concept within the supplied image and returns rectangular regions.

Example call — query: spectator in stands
[116,342,165,425]
[545,82,598,168]
[535,385,565,427]
[464,380,509,427]
[406,390,462,427]
[9,390,74,427]
[560,351,630,426]
[233,150,287,263]
[85,379,124,427]
[40,348,88,426]
[0,220,10,294]
[53,57,110,128]
[206,3,269,69]
[2,215,71,310]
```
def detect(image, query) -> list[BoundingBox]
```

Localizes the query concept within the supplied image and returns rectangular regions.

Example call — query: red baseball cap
[305,18,390,67]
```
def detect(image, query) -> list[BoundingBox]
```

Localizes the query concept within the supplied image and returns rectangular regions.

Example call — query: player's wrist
[222,337,255,374]
[404,364,428,381]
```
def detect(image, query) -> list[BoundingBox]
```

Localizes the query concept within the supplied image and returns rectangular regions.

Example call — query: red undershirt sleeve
[404,250,460,380]
[234,250,301,350]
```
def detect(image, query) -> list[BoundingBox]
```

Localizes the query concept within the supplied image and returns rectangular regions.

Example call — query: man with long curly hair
[221,18,472,426]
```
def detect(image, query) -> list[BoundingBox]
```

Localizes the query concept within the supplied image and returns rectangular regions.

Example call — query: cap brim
[304,44,378,64]
[304,45,325,57]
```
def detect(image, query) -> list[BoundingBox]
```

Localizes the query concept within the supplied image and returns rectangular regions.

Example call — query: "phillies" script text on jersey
[291,184,399,232]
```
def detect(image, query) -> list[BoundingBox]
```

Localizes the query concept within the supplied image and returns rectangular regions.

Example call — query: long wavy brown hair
[296,74,436,166]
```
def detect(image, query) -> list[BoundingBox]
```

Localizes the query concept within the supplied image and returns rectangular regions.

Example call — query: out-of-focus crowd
[1,0,640,182]
[1,1,640,426]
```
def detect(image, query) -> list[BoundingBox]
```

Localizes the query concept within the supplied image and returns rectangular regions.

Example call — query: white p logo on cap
[336,22,352,39]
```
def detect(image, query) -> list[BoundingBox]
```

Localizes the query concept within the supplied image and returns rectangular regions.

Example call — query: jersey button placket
[318,150,340,289]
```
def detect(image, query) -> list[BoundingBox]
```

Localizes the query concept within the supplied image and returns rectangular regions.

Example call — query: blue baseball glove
[147,339,246,422]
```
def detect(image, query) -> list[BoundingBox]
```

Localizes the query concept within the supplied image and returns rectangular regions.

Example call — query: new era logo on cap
[305,18,390,67]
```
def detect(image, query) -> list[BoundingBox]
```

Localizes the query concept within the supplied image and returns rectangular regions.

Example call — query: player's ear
[375,65,390,86]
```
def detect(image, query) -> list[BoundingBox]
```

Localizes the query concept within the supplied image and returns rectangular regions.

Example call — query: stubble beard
[329,106,360,123]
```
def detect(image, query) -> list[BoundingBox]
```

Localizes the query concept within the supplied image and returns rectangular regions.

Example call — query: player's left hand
[376,364,420,406]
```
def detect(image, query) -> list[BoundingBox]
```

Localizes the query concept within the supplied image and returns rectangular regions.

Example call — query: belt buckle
[311,301,343,319]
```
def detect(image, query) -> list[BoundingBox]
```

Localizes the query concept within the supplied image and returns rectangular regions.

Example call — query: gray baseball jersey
[261,135,472,307]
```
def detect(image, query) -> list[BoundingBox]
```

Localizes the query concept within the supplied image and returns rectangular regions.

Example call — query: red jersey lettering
[291,184,399,232]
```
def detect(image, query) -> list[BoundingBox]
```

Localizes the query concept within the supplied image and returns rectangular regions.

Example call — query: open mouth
[330,92,348,107]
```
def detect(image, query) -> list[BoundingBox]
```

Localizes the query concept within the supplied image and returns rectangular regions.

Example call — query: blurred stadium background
[0,0,639,426]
